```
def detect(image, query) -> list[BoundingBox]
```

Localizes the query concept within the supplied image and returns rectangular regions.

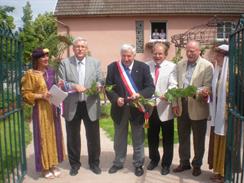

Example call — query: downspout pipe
[56,19,70,57]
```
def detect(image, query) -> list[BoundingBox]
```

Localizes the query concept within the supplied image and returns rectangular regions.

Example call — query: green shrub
[100,103,179,146]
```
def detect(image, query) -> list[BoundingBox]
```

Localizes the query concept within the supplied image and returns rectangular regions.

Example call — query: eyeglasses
[74,45,87,49]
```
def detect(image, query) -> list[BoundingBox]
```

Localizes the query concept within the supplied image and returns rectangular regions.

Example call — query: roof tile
[54,0,244,16]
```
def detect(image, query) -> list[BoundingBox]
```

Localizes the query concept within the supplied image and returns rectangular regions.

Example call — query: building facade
[55,0,244,71]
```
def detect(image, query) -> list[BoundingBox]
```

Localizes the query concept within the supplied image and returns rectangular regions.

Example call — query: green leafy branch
[85,81,98,96]
[137,96,155,107]
[164,85,197,102]
[85,81,114,96]
[130,96,155,108]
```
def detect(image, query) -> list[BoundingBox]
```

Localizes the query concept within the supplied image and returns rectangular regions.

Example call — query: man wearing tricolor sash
[106,44,154,176]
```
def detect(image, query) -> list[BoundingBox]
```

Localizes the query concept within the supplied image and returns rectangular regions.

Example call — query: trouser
[65,102,101,169]
[177,99,207,168]
[148,107,174,167]
[113,106,145,168]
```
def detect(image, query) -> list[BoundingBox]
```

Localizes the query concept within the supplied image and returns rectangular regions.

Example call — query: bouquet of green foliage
[137,96,156,107]
[130,95,155,108]
[85,81,99,96]
[164,85,197,102]
[85,81,114,96]
[104,84,114,93]
[130,96,154,129]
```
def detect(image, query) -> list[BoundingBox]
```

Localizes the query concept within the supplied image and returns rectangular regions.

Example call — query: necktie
[125,66,130,75]
[77,61,85,101]
[155,64,160,85]
[78,61,85,86]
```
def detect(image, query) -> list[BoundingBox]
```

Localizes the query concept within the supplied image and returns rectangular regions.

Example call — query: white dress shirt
[76,57,86,101]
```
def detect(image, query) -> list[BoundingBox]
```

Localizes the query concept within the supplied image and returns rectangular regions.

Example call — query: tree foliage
[21,2,32,27]
[0,6,17,82]
[19,2,36,63]
[18,2,72,67]
[32,12,72,68]
[0,5,15,29]
[19,2,72,67]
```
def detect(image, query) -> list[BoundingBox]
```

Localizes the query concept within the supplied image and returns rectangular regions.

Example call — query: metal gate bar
[0,23,26,183]
[225,16,244,183]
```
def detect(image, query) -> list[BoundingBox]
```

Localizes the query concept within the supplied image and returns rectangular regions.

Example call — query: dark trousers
[65,102,100,169]
[113,106,145,168]
[177,99,207,168]
[147,107,174,167]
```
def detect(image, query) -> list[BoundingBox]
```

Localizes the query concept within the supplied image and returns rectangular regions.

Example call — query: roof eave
[54,12,242,18]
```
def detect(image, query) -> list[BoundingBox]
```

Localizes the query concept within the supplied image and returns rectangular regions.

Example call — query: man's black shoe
[108,165,123,174]
[147,161,158,170]
[90,165,101,174]
[192,167,201,176]
[161,166,170,175]
[173,164,191,173]
[69,167,79,176]
[135,166,144,177]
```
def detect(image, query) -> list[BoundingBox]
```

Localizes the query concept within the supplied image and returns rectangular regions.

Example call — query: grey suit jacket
[58,56,103,122]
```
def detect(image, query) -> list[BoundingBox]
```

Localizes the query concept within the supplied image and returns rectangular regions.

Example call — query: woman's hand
[42,92,51,101]
[35,92,51,101]
[58,80,65,88]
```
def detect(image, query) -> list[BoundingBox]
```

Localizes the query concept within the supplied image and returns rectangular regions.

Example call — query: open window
[151,22,167,40]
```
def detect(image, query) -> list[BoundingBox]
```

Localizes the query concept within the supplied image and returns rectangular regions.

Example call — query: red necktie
[155,65,160,85]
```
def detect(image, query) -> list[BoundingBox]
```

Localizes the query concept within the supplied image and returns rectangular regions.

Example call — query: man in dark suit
[106,43,154,176]
[58,37,103,176]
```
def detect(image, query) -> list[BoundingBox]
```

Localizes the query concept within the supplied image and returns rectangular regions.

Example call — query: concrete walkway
[23,118,213,183]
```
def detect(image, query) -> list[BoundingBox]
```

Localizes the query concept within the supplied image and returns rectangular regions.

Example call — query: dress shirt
[122,61,134,74]
[183,61,197,88]
[76,57,86,101]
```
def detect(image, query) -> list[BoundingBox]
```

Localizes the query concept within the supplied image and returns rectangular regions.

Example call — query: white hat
[217,44,229,52]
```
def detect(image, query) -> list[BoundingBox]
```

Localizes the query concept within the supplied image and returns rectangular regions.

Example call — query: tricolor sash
[116,61,138,94]
[116,61,150,128]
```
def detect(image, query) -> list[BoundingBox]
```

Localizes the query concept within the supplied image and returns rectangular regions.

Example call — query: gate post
[225,15,244,183]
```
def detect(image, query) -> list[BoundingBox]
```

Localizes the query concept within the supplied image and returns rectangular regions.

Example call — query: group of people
[152,28,166,39]
[21,36,228,183]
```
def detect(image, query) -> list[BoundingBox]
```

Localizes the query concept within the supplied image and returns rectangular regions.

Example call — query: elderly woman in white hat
[208,44,229,183]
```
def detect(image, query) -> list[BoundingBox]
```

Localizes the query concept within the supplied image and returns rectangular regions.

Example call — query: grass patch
[100,103,179,146]
[0,104,32,183]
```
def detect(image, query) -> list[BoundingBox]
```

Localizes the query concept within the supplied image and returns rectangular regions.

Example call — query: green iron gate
[225,16,244,183]
[0,23,26,183]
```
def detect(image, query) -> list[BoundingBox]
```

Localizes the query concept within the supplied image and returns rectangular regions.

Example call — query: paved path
[23,118,213,183]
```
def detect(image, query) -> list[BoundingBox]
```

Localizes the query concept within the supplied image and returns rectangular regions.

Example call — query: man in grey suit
[58,37,103,176]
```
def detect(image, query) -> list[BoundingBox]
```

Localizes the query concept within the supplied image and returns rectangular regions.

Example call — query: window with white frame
[217,21,235,40]
[151,22,167,40]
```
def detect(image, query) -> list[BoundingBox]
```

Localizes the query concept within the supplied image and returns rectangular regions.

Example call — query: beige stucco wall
[57,15,233,72]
